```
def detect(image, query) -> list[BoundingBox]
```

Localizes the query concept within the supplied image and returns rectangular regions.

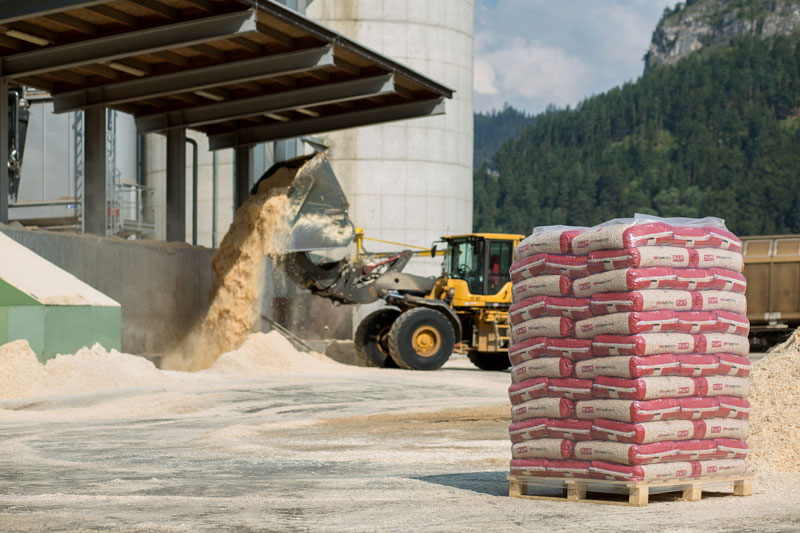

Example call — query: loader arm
[285,250,437,305]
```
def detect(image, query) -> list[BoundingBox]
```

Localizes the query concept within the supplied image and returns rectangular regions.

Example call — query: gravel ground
[0,355,798,532]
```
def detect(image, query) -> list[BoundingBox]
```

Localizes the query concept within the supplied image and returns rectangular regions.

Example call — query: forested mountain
[473,105,536,168]
[473,34,800,236]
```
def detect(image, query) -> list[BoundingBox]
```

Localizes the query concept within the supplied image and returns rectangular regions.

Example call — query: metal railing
[108,182,155,238]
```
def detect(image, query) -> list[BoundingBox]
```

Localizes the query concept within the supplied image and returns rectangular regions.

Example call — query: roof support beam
[208,98,445,150]
[136,74,397,134]
[53,45,335,113]
[0,1,108,25]
[0,9,258,79]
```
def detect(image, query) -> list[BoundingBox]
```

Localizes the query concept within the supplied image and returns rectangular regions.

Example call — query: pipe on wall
[212,150,217,248]
[185,137,198,246]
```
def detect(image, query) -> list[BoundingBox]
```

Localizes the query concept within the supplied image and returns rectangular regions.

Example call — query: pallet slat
[508,473,753,507]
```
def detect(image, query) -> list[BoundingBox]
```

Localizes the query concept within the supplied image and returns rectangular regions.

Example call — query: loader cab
[442,234,518,296]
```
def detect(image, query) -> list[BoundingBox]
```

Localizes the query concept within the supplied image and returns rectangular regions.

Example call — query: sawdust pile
[0,332,348,401]
[0,339,172,400]
[160,182,290,372]
[748,329,800,472]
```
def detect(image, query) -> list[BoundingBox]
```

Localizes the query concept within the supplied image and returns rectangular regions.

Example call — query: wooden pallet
[508,473,753,507]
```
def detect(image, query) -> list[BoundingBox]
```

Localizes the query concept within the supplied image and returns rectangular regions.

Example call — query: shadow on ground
[414,471,509,496]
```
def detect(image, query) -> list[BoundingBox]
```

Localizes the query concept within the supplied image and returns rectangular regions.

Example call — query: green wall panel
[0,307,8,345]
[7,306,46,359]
[43,306,122,362]
[1,305,121,363]
[0,279,40,306]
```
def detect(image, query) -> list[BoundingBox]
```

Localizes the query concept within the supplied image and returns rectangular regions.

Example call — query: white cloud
[473,56,498,95]
[475,38,591,110]
[473,0,674,113]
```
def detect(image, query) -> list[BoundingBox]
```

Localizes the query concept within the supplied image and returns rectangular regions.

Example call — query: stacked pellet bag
[508,218,750,483]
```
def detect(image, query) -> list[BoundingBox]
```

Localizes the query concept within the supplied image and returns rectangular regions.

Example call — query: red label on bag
[581,365,594,372]
[582,406,594,413]
[714,384,723,391]
[676,299,688,307]
[674,255,684,262]
[679,387,690,394]
[704,255,714,261]
[707,466,717,473]
[581,324,593,332]
[711,426,721,433]
[679,343,690,349]
[709,297,719,304]
[677,469,688,477]
[678,430,689,437]
[580,448,592,454]
[713,341,722,348]
[579,282,591,290]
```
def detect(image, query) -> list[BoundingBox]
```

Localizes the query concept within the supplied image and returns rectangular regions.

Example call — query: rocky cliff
[645,0,800,70]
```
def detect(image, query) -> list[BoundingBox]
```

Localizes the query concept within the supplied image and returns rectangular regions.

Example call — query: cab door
[485,240,514,295]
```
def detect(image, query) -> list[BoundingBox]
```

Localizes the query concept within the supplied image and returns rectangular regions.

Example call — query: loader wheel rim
[411,326,441,357]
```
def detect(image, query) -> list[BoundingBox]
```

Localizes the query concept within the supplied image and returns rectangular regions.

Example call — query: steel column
[235,145,251,209]
[84,106,107,235]
[0,79,7,224]
[166,128,186,242]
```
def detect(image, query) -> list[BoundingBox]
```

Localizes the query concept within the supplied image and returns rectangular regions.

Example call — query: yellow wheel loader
[257,152,523,370]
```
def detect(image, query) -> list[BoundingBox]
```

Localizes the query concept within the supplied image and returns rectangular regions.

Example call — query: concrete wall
[0,226,215,356]
[0,227,352,356]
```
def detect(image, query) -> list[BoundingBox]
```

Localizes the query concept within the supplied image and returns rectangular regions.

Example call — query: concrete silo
[306,0,475,277]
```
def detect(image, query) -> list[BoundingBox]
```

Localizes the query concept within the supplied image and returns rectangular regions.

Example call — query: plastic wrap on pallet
[591,376,698,400]
[508,337,548,365]
[511,439,574,460]
[573,354,679,379]
[508,215,750,485]
[589,460,695,481]
[511,358,573,383]
[508,378,549,405]
[509,296,592,325]
[590,290,694,315]
[509,419,549,443]
[716,396,750,420]
[592,333,696,356]
[590,419,705,444]
[511,397,575,422]
[575,399,682,423]
[574,440,680,466]
[510,253,589,282]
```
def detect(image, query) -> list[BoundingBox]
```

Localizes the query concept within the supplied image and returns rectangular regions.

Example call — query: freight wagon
[742,235,800,350]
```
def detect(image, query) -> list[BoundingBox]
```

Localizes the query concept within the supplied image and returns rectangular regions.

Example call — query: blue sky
[474,0,674,114]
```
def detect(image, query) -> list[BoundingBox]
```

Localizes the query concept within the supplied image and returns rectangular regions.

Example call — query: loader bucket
[251,152,355,252]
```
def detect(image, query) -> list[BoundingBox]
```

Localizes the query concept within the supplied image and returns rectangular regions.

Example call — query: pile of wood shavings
[748,329,800,472]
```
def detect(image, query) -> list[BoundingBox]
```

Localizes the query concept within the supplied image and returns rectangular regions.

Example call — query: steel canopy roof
[0,0,452,148]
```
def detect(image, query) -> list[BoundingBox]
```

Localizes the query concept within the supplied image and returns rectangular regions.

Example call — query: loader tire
[354,309,400,368]
[388,308,455,370]
[467,350,511,371]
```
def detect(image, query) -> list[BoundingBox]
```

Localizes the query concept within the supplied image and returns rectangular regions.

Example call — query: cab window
[444,238,485,294]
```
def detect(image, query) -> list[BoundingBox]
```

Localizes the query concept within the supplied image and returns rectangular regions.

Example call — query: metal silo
[306,0,475,277]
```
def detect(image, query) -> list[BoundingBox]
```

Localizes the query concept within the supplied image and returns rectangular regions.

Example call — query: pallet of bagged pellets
[506,217,753,506]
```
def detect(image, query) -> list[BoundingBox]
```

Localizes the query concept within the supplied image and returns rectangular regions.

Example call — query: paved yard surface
[1,356,798,532]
